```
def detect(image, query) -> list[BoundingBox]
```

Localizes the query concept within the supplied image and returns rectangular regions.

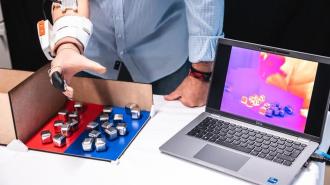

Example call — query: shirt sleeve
[184,0,225,63]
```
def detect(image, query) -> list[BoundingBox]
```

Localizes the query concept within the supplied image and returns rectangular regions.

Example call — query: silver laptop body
[160,38,330,185]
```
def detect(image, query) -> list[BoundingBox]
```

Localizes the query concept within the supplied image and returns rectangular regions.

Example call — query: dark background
[1,0,51,70]
[223,0,330,57]
[1,0,330,71]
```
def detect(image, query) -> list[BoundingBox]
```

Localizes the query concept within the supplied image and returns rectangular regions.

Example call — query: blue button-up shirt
[85,0,224,83]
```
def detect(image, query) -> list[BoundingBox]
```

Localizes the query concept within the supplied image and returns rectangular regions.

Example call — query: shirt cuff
[189,34,224,63]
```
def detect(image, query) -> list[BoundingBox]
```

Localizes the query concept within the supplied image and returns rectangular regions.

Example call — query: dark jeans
[151,61,191,95]
[76,60,191,95]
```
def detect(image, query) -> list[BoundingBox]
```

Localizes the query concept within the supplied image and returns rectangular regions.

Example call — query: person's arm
[51,0,89,54]
[52,0,89,20]
[49,0,106,98]
[185,0,225,72]
[165,0,225,107]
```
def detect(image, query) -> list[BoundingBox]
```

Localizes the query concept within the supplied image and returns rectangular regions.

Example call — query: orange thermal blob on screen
[265,56,318,117]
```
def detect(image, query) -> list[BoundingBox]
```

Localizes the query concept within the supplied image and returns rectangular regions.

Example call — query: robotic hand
[37,0,106,99]
[47,43,106,99]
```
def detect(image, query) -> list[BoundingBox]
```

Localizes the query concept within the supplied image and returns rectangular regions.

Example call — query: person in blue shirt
[50,0,224,107]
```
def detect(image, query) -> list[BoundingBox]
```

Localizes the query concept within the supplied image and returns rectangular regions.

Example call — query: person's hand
[165,75,209,107]
[165,62,211,107]
[49,43,107,98]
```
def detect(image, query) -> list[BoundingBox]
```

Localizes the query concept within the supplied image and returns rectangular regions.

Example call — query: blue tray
[64,106,150,161]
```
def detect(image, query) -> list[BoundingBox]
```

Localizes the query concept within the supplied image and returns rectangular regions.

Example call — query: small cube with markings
[41,130,52,144]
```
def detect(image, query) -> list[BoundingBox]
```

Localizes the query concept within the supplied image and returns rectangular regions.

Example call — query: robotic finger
[48,66,73,99]
[51,71,67,92]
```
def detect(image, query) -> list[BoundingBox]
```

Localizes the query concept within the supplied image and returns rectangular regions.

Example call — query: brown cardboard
[71,77,153,111]
[10,65,66,143]
[0,94,16,145]
[0,69,32,144]
[0,64,152,145]
[326,165,330,185]
[0,69,32,92]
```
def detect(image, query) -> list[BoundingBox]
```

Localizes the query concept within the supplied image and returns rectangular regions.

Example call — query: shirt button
[120,51,125,56]
[118,34,122,38]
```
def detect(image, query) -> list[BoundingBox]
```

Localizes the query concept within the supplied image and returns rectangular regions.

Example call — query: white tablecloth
[0,95,328,185]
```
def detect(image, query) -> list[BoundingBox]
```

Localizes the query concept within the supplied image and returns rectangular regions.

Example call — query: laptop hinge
[297,137,310,144]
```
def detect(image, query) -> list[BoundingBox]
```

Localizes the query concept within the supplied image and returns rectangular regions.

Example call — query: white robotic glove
[37,0,94,97]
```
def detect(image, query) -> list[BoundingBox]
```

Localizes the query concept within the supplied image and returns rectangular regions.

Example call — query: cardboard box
[0,65,153,161]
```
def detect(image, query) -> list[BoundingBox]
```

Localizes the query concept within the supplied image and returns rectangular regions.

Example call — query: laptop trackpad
[193,144,249,171]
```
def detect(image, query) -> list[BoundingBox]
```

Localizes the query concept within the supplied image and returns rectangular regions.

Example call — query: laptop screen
[207,39,330,141]
[219,47,318,133]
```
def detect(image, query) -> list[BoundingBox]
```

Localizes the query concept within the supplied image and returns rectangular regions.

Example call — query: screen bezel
[206,38,330,143]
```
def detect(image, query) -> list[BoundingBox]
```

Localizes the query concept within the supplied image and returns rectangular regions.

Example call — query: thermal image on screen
[220,47,318,133]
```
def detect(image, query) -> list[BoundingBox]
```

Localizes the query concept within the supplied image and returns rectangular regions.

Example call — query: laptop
[160,38,330,185]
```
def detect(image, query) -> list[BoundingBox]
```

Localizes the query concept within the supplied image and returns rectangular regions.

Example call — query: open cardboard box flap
[0,69,33,145]
[0,69,33,93]
[3,64,152,145]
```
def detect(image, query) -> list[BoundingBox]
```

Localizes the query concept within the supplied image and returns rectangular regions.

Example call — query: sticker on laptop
[267,177,278,184]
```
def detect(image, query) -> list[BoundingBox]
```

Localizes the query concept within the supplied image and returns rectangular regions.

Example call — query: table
[0,95,329,185]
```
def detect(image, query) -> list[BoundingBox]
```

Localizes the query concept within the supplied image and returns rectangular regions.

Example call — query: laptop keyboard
[187,117,307,166]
